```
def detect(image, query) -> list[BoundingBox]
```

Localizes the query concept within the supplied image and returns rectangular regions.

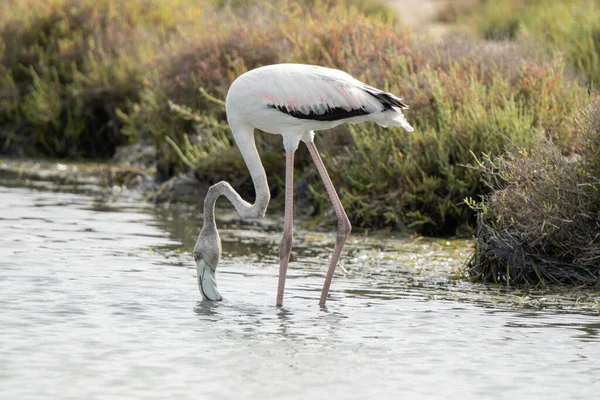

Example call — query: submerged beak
[196,258,223,301]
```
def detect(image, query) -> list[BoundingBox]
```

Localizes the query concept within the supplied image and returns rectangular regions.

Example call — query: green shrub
[134,0,584,234]
[1,0,590,236]
[324,56,583,234]
[466,100,600,285]
[0,0,198,157]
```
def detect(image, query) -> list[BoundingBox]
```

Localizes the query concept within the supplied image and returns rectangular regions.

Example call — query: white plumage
[194,63,413,307]
[226,63,413,150]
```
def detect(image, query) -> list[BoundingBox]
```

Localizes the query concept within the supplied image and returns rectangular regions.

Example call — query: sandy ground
[384,0,450,38]
[386,0,441,25]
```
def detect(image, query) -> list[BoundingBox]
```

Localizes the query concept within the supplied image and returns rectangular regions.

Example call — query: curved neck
[202,123,270,228]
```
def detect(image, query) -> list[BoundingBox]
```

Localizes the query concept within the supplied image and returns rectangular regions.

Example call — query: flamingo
[194,63,413,307]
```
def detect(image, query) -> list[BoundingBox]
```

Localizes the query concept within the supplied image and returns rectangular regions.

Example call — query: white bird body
[195,63,413,307]
[226,63,413,151]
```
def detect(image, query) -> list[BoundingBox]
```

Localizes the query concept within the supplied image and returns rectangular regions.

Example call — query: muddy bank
[0,149,208,204]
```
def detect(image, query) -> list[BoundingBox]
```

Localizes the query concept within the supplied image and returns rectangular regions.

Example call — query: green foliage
[323,59,582,234]
[465,102,600,285]
[0,0,591,235]
[0,0,197,157]
[141,0,583,234]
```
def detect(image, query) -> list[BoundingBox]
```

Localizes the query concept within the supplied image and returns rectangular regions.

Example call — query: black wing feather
[268,104,371,121]
[361,85,409,110]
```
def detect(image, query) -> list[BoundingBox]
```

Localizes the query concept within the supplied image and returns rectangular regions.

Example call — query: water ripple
[0,184,599,400]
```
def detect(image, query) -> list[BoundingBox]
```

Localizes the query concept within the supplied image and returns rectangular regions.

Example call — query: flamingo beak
[196,258,223,301]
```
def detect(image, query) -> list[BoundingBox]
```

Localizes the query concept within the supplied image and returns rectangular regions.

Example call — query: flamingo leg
[306,141,351,307]
[276,150,295,307]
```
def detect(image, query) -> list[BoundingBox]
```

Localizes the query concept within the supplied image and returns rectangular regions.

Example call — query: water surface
[0,181,599,400]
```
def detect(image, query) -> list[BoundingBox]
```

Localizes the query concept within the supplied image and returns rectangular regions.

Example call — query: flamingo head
[194,224,223,301]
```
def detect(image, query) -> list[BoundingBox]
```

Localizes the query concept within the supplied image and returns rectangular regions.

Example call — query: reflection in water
[505,318,600,342]
[194,300,221,318]
[0,183,599,400]
[277,308,294,336]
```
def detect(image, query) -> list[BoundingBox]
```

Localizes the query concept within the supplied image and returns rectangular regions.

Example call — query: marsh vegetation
[1,0,598,285]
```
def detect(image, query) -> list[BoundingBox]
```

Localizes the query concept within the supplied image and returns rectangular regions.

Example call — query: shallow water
[1,180,599,400]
